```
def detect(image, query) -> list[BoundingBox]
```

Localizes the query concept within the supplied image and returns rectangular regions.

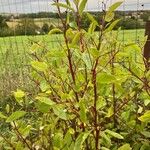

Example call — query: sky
[0,0,150,13]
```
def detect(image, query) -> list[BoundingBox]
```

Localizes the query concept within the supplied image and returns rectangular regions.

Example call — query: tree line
[0,10,150,37]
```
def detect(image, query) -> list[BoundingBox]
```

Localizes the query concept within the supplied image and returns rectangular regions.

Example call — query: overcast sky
[0,0,150,13]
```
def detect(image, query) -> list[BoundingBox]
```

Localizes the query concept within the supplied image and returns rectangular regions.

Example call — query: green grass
[0,29,145,96]
[0,33,63,95]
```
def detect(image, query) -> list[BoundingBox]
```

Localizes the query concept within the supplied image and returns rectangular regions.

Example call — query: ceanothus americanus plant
[0,0,150,150]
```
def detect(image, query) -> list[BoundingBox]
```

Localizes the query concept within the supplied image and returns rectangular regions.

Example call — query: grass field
[0,29,145,96]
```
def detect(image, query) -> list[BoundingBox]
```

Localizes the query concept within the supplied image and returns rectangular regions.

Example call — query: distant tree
[0,15,12,37]
[140,12,150,22]
[0,15,8,28]
[0,28,13,37]
[16,18,39,35]
[117,18,142,29]
[41,23,50,34]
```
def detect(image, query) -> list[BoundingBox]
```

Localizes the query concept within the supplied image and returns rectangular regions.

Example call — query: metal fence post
[144,21,150,68]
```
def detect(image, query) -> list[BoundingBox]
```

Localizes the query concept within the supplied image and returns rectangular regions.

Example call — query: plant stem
[92,59,99,150]
[13,122,33,150]
[111,45,117,127]
[56,0,79,102]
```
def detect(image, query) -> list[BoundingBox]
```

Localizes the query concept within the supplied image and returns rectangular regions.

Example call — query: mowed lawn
[0,29,145,95]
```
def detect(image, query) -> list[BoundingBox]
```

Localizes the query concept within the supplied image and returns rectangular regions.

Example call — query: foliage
[0,28,14,37]
[0,15,13,37]
[0,1,150,150]
[0,15,8,28]
[118,18,143,29]
[140,11,150,22]
[41,23,50,34]
[41,23,54,34]
[15,18,40,35]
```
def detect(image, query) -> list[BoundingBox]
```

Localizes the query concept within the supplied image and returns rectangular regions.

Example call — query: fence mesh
[0,0,149,97]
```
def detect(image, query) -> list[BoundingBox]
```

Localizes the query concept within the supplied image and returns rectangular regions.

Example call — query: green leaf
[101,132,111,146]
[64,130,72,147]
[6,111,26,123]
[30,41,42,53]
[53,105,68,120]
[138,110,150,123]
[140,143,150,150]
[19,125,32,138]
[105,129,124,139]
[71,32,81,46]
[0,112,7,119]
[14,90,25,99]
[36,96,56,106]
[15,141,24,150]
[68,128,75,135]
[146,70,150,78]
[88,22,97,34]
[73,0,80,6]
[6,104,10,113]
[105,11,115,22]
[141,131,150,138]
[48,28,62,35]
[97,73,116,84]
[74,132,90,150]
[52,2,74,11]
[40,81,50,92]
[35,102,51,113]
[105,1,123,22]
[108,1,123,12]
[79,0,87,16]
[82,52,92,69]
[105,19,120,33]
[118,144,131,150]
[66,0,71,6]
[69,21,78,29]
[96,98,106,110]
[53,132,63,148]
[106,105,114,118]
[101,147,110,150]
[89,48,100,58]
[86,12,98,25]
[79,100,87,123]
[31,61,48,72]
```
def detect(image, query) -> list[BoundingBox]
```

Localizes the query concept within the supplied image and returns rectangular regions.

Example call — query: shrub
[120,18,142,29]
[41,23,54,34]
[0,1,149,150]
[0,28,14,37]
[0,15,8,28]
[41,23,50,34]
[0,15,13,37]
[15,18,40,35]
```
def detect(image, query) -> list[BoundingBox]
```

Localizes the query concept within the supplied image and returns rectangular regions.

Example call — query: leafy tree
[0,28,13,37]
[118,18,142,29]
[0,15,13,37]
[16,18,39,35]
[0,15,8,28]
[140,11,150,22]
[41,23,50,34]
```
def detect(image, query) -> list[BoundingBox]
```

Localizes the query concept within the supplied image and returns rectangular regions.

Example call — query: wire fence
[0,0,149,97]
